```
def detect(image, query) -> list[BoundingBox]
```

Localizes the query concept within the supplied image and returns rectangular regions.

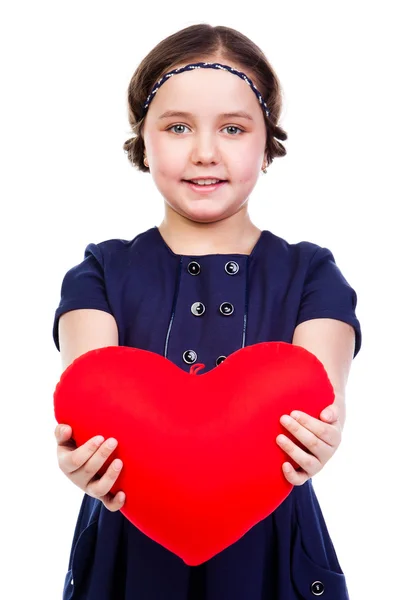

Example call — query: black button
[311,581,325,596]
[216,355,227,366]
[187,261,201,275]
[219,302,234,316]
[225,261,239,275]
[191,302,205,316]
[183,350,198,364]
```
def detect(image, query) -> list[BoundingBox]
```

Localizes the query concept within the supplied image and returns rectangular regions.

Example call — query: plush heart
[53,341,334,565]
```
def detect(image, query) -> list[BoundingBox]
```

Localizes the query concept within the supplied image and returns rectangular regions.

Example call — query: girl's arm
[58,308,119,372]
[292,317,355,428]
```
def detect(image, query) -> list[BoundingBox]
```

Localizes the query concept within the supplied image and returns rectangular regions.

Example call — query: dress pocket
[62,569,74,600]
[63,520,99,599]
[291,526,349,599]
[291,481,350,599]
[294,481,344,574]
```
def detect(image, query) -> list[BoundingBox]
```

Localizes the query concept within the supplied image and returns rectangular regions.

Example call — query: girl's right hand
[55,423,126,512]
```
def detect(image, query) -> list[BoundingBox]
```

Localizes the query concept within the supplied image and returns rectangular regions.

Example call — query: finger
[87,458,124,500]
[279,415,330,462]
[282,462,310,486]
[320,405,339,423]
[276,433,320,475]
[286,411,339,448]
[101,490,126,512]
[55,425,78,452]
[55,424,71,442]
[79,438,120,480]
[62,435,105,474]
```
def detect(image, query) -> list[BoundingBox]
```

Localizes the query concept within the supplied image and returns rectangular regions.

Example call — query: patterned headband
[141,62,270,120]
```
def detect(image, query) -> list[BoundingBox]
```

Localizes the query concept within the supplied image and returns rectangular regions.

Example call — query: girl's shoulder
[263,229,322,258]
[82,228,158,266]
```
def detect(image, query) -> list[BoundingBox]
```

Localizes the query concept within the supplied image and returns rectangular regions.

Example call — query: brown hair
[123,24,288,173]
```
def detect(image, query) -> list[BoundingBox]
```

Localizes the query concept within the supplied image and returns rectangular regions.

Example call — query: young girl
[53,23,361,600]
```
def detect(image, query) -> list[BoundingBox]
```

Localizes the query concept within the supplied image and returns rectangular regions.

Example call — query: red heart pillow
[53,341,334,565]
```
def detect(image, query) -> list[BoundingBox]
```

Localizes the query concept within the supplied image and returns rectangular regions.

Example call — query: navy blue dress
[53,226,362,599]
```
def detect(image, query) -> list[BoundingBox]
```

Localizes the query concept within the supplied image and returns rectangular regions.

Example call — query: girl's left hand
[276,404,342,486]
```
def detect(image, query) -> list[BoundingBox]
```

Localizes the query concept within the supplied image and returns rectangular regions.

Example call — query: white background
[2,1,398,598]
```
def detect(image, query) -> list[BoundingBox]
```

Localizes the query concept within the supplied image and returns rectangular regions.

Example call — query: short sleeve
[52,243,114,352]
[296,246,362,358]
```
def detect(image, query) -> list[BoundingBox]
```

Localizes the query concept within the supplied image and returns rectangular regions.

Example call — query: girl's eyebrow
[157,110,254,121]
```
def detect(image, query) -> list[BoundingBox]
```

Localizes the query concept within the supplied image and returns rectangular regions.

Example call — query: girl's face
[142,61,268,224]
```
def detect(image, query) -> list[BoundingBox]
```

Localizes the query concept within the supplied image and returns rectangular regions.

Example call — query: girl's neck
[157,217,262,257]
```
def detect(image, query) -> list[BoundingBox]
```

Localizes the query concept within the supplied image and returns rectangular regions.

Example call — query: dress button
[219,302,234,316]
[183,350,198,364]
[191,302,206,316]
[225,261,239,275]
[187,261,201,275]
[311,581,325,595]
[216,355,227,366]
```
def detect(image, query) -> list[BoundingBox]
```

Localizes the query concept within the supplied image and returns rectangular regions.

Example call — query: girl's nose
[190,134,220,164]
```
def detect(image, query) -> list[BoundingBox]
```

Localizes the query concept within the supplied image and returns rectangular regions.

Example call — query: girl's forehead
[148,66,261,115]
[160,65,251,93]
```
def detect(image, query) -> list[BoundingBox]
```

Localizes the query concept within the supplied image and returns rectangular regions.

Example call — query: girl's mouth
[183,180,228,193]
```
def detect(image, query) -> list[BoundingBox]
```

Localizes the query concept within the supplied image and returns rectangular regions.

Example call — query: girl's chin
[177,204,235,223]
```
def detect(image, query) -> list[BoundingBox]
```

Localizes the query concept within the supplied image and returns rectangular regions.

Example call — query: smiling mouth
[183,179,228,184]
[183,180,228,191]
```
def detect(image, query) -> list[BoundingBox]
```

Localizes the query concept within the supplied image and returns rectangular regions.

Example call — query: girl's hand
[55,424,126,512]
[276,404,342,486]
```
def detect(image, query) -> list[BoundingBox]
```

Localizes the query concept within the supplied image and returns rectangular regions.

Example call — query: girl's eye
[166,124,244,135]
[223,126,244,135]
[167,124,189,134]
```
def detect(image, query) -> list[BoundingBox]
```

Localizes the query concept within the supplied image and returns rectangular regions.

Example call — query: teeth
[190,179,221,185]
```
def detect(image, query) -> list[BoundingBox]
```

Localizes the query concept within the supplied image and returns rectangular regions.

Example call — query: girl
[53,23,361,600]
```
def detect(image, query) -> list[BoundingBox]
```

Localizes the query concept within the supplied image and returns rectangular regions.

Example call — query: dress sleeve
[52,243,114,352]
[296,246,362,358]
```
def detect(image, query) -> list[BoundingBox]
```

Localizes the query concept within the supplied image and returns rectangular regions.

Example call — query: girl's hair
[123,24,288,173]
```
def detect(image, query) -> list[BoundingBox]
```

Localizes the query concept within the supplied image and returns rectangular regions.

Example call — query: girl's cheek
[231,160,260,184]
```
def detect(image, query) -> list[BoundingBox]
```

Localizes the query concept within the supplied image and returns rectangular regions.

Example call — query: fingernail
[107,438,117,449]
[324,410,333,420]
[60,426,66,435]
